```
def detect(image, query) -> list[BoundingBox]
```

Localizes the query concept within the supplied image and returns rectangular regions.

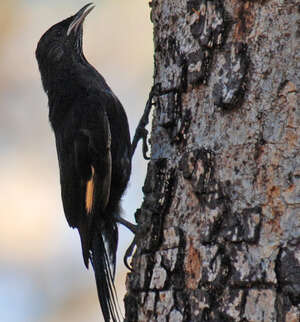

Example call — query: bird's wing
[76,107,112,218]
[55,130,83,229]
[54,102,112,268]
[75,105,112,267]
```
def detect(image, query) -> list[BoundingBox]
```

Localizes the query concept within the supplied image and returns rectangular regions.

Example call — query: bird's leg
[131,84,161,160]
[131,83,178,160]
[115,215,137,270]
[116,215,137,233]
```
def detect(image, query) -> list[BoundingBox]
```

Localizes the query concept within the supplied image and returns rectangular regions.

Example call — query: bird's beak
[67,3,95,36]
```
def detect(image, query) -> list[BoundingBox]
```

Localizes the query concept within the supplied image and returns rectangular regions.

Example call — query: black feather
[35,4,131,321]
[91,232,120,322]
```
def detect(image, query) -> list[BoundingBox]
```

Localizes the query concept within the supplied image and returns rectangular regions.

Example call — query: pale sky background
[0,1,153,321]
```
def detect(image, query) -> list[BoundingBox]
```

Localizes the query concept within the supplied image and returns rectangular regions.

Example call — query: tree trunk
[125,1,300,321]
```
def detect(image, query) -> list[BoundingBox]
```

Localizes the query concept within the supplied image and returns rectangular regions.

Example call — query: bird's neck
[44,64,78,129]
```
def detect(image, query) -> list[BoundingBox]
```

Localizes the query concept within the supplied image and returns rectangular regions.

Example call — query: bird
[36,3,135,321]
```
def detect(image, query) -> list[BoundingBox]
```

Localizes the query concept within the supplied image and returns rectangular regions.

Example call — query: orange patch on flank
[85,166,95,214]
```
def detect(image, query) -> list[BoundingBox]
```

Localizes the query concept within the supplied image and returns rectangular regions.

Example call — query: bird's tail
[91,231,120,322]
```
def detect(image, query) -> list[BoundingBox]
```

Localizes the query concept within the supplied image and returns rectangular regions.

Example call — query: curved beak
[67,3,95,36]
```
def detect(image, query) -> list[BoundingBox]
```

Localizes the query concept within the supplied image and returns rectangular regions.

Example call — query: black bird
[36,3,135,321]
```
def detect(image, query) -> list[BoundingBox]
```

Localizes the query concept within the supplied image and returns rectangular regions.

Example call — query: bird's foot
[123,236,137,271]
[131,84,163,160]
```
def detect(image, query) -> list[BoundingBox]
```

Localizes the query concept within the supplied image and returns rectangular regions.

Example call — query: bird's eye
[55,30,63,38]
[48,45,64,62]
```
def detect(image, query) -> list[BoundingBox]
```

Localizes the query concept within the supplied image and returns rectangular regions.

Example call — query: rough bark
[125,1,300,321]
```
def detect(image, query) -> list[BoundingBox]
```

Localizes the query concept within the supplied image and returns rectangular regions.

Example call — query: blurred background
[0,0,153,321]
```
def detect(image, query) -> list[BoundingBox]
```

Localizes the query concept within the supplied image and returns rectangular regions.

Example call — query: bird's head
[36,3,94,73]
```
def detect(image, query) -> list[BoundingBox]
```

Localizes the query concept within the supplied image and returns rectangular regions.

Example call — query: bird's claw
[123,236,137,271]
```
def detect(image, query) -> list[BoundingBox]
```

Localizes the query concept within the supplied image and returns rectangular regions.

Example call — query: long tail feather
[91,232,120,322]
